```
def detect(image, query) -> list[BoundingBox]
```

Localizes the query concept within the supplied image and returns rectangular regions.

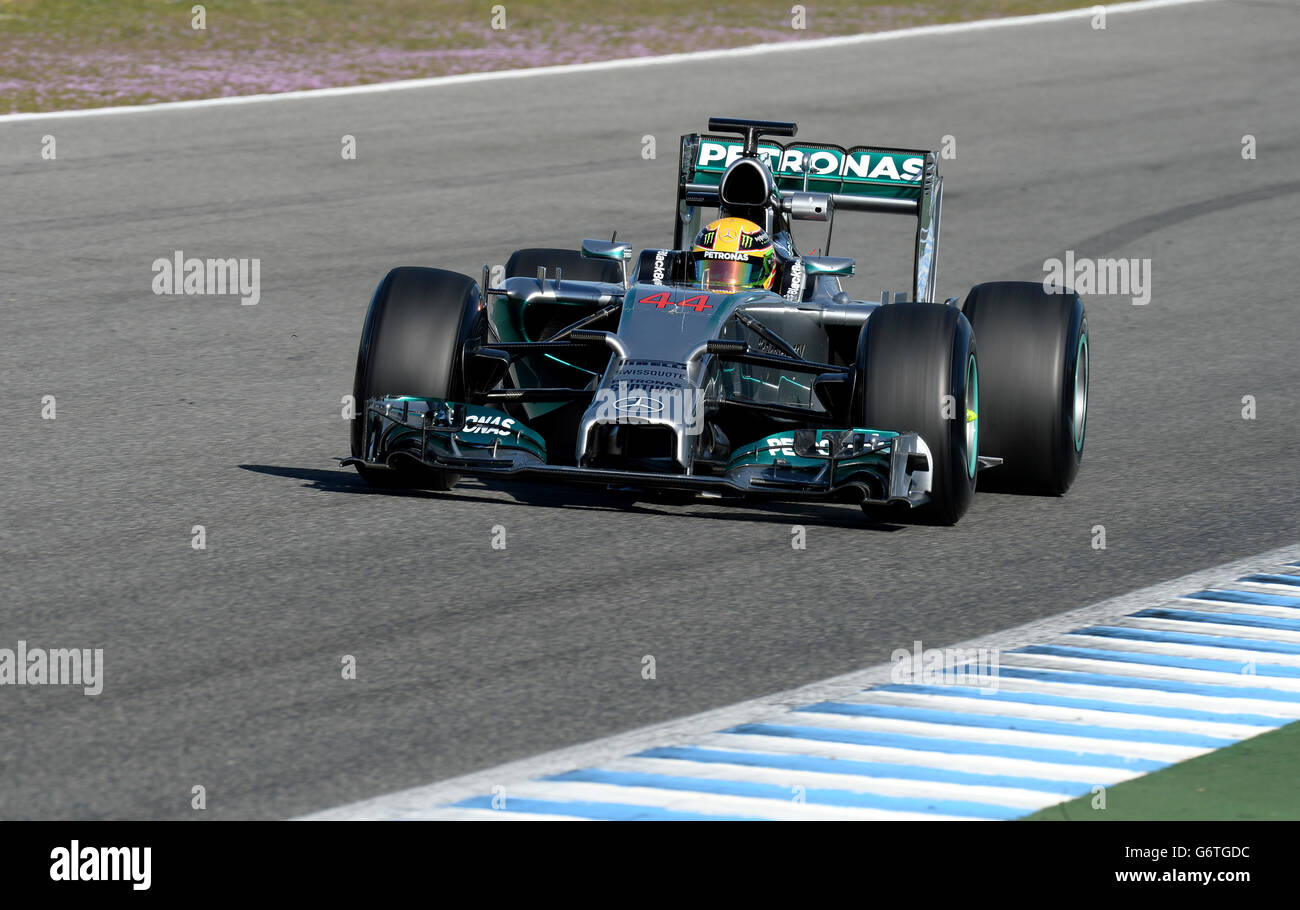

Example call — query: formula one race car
[345,117,1089,524]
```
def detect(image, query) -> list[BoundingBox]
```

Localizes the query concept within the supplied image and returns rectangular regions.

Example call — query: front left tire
[350,267,482,489]
[855,303,979,525]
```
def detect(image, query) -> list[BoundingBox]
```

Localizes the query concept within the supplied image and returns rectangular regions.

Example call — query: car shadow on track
[238,464,908,532]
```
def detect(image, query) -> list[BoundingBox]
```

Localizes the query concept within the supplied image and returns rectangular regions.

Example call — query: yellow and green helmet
[688,217,776,292]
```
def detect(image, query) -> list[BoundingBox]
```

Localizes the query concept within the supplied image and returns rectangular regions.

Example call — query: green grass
[1,0,1094,113]
[1024,720,1300,821]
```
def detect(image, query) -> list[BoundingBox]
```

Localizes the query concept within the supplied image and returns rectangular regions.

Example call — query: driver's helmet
[687,217,776,292]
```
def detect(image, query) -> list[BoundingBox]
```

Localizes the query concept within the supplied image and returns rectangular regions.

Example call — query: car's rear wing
[675,130,942,302]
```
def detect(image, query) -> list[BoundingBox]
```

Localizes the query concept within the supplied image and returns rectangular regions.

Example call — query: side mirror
[581,238,632,289]
[803,255,856,277]
[580,239,633,261]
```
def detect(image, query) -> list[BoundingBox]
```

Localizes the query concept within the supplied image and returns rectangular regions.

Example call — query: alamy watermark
[1044,250,1151,305]
[890,640,1000,692]
[590,382,705,435]
[50,841,150,890]
[151,250,260,305]
[0,641,103,695]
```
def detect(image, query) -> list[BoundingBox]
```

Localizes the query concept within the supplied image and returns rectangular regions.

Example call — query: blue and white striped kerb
[431,561,1300,820]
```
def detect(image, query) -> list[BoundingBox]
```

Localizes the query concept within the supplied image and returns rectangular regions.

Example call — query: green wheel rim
[1073,333,1089,452]
[966,353,979,478]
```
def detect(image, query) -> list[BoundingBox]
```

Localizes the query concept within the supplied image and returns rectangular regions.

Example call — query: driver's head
[687,217,775,292]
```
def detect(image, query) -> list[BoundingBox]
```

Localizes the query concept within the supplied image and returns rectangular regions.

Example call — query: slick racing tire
[961,282,1088,495]
[855,303,979,525]
[350,267,482,490]
[504,248,625,283]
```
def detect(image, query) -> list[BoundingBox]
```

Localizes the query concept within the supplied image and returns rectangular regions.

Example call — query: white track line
[1178,594,1300,616]
[604,756,1057,810]
[970,674,1300,719]
[986,674,1300,719]
[496,780,965,821]
[0,0,1222,125]
[1057,634,1300,668]
[1118,615,1300,642]
[415,807,587,821]
[1236,578,1300,594]
[703,733,1146,785]
[840,691,1269,739]
[779,711,1211,762]
[301,543,1298,819]
[998,654,1300,691]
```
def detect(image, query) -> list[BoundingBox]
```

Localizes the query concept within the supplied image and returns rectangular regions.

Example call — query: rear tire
[962,282,1088,495]
[350,267,482,490]
[855,303,978,525]
[504,247,624,283]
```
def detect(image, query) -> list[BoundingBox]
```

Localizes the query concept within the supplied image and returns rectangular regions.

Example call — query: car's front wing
[344,395,933,507]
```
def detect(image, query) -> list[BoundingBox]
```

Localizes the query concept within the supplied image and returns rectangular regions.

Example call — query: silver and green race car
[344,117,1089,524]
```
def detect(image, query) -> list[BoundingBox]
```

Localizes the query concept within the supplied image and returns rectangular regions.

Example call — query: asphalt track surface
[1,0,1297,820]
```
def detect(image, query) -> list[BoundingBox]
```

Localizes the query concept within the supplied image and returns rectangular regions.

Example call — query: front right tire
[961,281,1088,495]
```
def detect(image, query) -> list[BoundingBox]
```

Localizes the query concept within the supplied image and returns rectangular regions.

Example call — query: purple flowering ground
[0,1,1084,114]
